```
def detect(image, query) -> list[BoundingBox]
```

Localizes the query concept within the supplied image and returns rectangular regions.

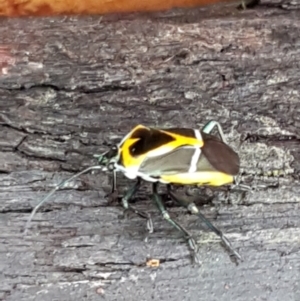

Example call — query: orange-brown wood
[0,0,242,16]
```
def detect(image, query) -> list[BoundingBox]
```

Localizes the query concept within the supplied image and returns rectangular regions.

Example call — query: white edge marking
[194,129,202,141]
[117,129,135,147]
[114,164,170,183]
[117,125,146,147]
[188,148,201,173]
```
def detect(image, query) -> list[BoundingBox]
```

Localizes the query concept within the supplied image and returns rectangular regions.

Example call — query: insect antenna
[24,150,112,235]
[24,165,103,235]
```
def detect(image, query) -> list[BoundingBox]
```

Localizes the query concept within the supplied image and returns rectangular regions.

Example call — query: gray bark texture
[1,0,300,300]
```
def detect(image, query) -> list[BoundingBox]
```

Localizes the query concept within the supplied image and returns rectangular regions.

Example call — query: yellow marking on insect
[160,171,235,186]
[120,125,204,169]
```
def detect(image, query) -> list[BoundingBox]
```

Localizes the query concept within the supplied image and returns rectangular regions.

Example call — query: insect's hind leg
[202,120,227,143]
[151,183,200,264]
[167,185,242,262]
[121,178,153,233]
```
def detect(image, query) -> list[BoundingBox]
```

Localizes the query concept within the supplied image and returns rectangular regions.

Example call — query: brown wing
[200,132,240,175]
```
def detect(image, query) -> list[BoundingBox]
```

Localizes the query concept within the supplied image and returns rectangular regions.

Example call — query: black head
[95,145,119,171]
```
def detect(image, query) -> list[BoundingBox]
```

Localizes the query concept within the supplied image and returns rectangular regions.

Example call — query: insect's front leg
[121,178,153,234]
[105,170,119,204]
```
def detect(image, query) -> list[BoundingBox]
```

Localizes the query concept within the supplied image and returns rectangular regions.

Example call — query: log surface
[1,2,300,300]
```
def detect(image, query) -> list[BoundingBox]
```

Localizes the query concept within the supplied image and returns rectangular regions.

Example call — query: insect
[25,121,242,263]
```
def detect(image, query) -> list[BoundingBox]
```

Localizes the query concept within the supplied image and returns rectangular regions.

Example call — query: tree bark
[1,2,300,300]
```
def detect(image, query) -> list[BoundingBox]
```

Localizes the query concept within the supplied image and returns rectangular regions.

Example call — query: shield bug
[25,121,242,263]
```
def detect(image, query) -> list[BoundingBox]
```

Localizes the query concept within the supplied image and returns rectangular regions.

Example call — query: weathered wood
[1,2,300,300]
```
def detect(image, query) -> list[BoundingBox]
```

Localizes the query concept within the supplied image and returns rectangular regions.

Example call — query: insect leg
[167,185,242,261]
[202,120,227,143]
[151,183,200,263]
[24,165,103,235]
[111,170,117,193]
[122,178,153,233]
